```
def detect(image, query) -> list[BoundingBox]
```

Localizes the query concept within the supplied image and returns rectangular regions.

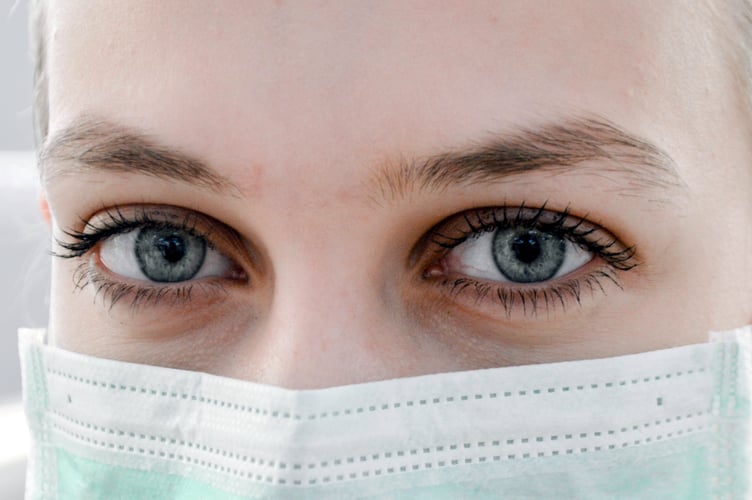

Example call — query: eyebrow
[41,116,684,204]
[371,117,686,202]
[39,117,239,193]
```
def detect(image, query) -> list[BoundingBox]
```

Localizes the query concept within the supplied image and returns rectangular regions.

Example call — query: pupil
[511,233,541,263]
[156,235,186,264]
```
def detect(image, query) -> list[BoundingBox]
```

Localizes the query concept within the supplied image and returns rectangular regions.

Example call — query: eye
[447,227,593,284]
[53,205,249,309]
[422,205,638,316]
[99,227,234,283]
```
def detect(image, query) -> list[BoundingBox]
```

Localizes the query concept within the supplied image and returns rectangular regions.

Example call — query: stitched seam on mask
[31,346,56,496]
[713,340,741,495]
[47,364,709,421]
[50,408,711,486]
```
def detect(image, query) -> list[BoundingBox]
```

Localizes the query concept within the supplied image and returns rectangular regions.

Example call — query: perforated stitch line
[50,407,711,484]
[48,364,709,421]
[48,421,284,496]
[50,416,710,487]
[51,409,278,469]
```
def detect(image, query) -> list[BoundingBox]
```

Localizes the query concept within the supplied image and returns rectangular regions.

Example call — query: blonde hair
[29,0,48,146]
[28,0,752,146]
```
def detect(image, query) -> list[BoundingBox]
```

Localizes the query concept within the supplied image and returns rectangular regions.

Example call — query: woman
[21,1,751,497]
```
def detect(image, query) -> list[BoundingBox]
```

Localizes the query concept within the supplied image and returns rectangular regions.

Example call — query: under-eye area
[53,205,249,309]
[419,204,639,317]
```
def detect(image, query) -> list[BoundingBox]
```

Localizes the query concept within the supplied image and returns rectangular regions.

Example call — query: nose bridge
[245,214,409,389]
[257,262,395,389]
[274,259,374,336]
[270,201,378,327]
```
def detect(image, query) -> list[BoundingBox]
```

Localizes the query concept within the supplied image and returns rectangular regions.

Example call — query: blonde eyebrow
[372,116,686,202]
[39,117,239,194]
[41,116,685,206]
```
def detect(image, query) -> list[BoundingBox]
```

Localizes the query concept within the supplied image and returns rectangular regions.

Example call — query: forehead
[45,1,724,188]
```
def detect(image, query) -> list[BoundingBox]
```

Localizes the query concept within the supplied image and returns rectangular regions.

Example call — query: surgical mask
[20,326,751,499]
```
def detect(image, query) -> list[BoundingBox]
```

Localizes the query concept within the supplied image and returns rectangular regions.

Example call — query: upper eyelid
[429,205,573,246]
[53,205,247,261]
[55,203,637,274]
[426,205,639,271]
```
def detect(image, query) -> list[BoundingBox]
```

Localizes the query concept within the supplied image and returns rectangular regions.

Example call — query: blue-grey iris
[135,228,207,282]
[492,228,565,283]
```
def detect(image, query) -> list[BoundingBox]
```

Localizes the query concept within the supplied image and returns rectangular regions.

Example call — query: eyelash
[422,202,638,317]
[54,206,231,310]
[54,202,637,315]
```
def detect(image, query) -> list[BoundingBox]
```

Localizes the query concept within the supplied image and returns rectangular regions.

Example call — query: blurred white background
[2,1,47,497]
[2,1,34,150]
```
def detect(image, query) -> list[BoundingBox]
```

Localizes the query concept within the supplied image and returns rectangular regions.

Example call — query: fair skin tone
[41,1,751,389]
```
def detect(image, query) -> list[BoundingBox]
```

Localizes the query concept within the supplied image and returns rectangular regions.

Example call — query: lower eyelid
[73,259,236,311]
[428,265,624,319]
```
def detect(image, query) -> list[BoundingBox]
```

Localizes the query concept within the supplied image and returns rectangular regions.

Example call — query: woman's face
[42,1,751,388]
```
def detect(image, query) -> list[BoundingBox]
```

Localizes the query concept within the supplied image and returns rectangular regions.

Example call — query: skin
[42,1,752,389]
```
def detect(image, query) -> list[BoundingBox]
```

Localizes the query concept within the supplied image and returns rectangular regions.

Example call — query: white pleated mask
[20,326,751,499]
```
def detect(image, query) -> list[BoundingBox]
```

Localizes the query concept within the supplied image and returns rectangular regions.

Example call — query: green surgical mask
[20,326,751,499]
